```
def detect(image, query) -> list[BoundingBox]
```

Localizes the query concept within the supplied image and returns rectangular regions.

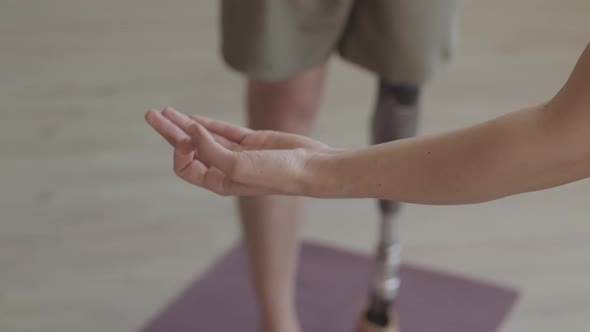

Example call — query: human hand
[145,108,331,196]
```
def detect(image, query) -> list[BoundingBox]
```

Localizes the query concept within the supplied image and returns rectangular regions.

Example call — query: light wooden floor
[1,1,589,331]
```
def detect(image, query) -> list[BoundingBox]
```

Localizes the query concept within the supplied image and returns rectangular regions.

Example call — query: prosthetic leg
[357,82,420,332]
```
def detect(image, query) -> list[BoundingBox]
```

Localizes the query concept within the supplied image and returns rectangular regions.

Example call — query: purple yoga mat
[140,242,518,332]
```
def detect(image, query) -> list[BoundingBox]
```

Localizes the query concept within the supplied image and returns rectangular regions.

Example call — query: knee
[248,80,322,133]
[278,86,321,121]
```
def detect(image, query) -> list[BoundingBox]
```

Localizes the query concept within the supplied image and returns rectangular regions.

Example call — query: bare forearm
[305,104,589,204]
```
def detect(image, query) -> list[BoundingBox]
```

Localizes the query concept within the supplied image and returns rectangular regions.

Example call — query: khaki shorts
[220,0,459,84]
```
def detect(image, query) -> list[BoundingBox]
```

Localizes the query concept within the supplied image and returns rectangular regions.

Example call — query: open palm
[145,108,329,196]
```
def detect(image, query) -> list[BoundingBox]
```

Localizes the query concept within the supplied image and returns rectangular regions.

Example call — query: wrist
[298,147,344,198]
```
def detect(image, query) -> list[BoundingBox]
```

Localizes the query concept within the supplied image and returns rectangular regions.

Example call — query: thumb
[187,123,238,176]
